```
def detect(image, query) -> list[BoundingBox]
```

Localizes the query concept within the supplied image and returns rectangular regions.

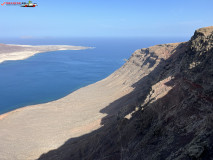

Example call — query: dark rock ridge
[38,26,213,160]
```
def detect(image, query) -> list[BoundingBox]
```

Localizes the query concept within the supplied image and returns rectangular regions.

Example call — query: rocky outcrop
[39,26,213,160]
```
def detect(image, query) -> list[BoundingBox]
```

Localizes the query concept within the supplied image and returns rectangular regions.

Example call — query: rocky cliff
[39,26,213,160]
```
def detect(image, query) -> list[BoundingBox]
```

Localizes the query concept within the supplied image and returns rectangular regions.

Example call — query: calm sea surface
[0,37,188,114]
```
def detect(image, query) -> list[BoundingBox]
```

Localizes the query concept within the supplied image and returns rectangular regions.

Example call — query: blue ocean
[0,37,188,114]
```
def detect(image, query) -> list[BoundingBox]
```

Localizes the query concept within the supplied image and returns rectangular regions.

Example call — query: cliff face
[39,27,213,160]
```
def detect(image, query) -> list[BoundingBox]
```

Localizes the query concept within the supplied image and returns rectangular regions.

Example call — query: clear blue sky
[0,0,212,38]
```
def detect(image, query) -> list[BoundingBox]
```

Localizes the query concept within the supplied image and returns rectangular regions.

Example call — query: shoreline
[0,42,180,160]
[0,43,93,63]
[0,43,93,118]
[0,70,134,160]
[0,43,94,118]
[0,80,100,121]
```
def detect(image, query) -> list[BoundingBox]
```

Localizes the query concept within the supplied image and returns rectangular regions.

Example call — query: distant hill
[39,26,213,160]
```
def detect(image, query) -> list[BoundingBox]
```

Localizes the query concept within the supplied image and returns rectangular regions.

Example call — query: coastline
[0,44,93,63]
[0,42,180,160]
[0,68,134,160]
[0,42,135,159]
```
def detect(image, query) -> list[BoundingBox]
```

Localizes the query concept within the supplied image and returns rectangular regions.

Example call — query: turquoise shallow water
[0,37,188,114]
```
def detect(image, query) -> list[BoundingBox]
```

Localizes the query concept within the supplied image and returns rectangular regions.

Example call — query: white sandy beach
[0,44,91,63]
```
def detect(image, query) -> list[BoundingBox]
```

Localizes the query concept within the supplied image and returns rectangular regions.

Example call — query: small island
[0,43,92,63]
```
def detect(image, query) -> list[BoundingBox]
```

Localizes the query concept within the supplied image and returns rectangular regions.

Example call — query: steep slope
[39,26,213,160]
[0,34,183,160]
[0,41,180,159]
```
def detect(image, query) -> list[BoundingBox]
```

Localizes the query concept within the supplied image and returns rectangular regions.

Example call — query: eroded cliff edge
[39,26,213,160]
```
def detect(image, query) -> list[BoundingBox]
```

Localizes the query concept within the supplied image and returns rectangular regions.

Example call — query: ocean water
[0,37,188,114]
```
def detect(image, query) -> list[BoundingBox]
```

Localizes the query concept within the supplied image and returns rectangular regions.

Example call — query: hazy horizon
[1,0,212,38]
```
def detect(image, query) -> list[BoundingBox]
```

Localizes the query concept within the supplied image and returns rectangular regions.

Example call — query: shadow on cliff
[99,42,187,125]
[38,42,205,160]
